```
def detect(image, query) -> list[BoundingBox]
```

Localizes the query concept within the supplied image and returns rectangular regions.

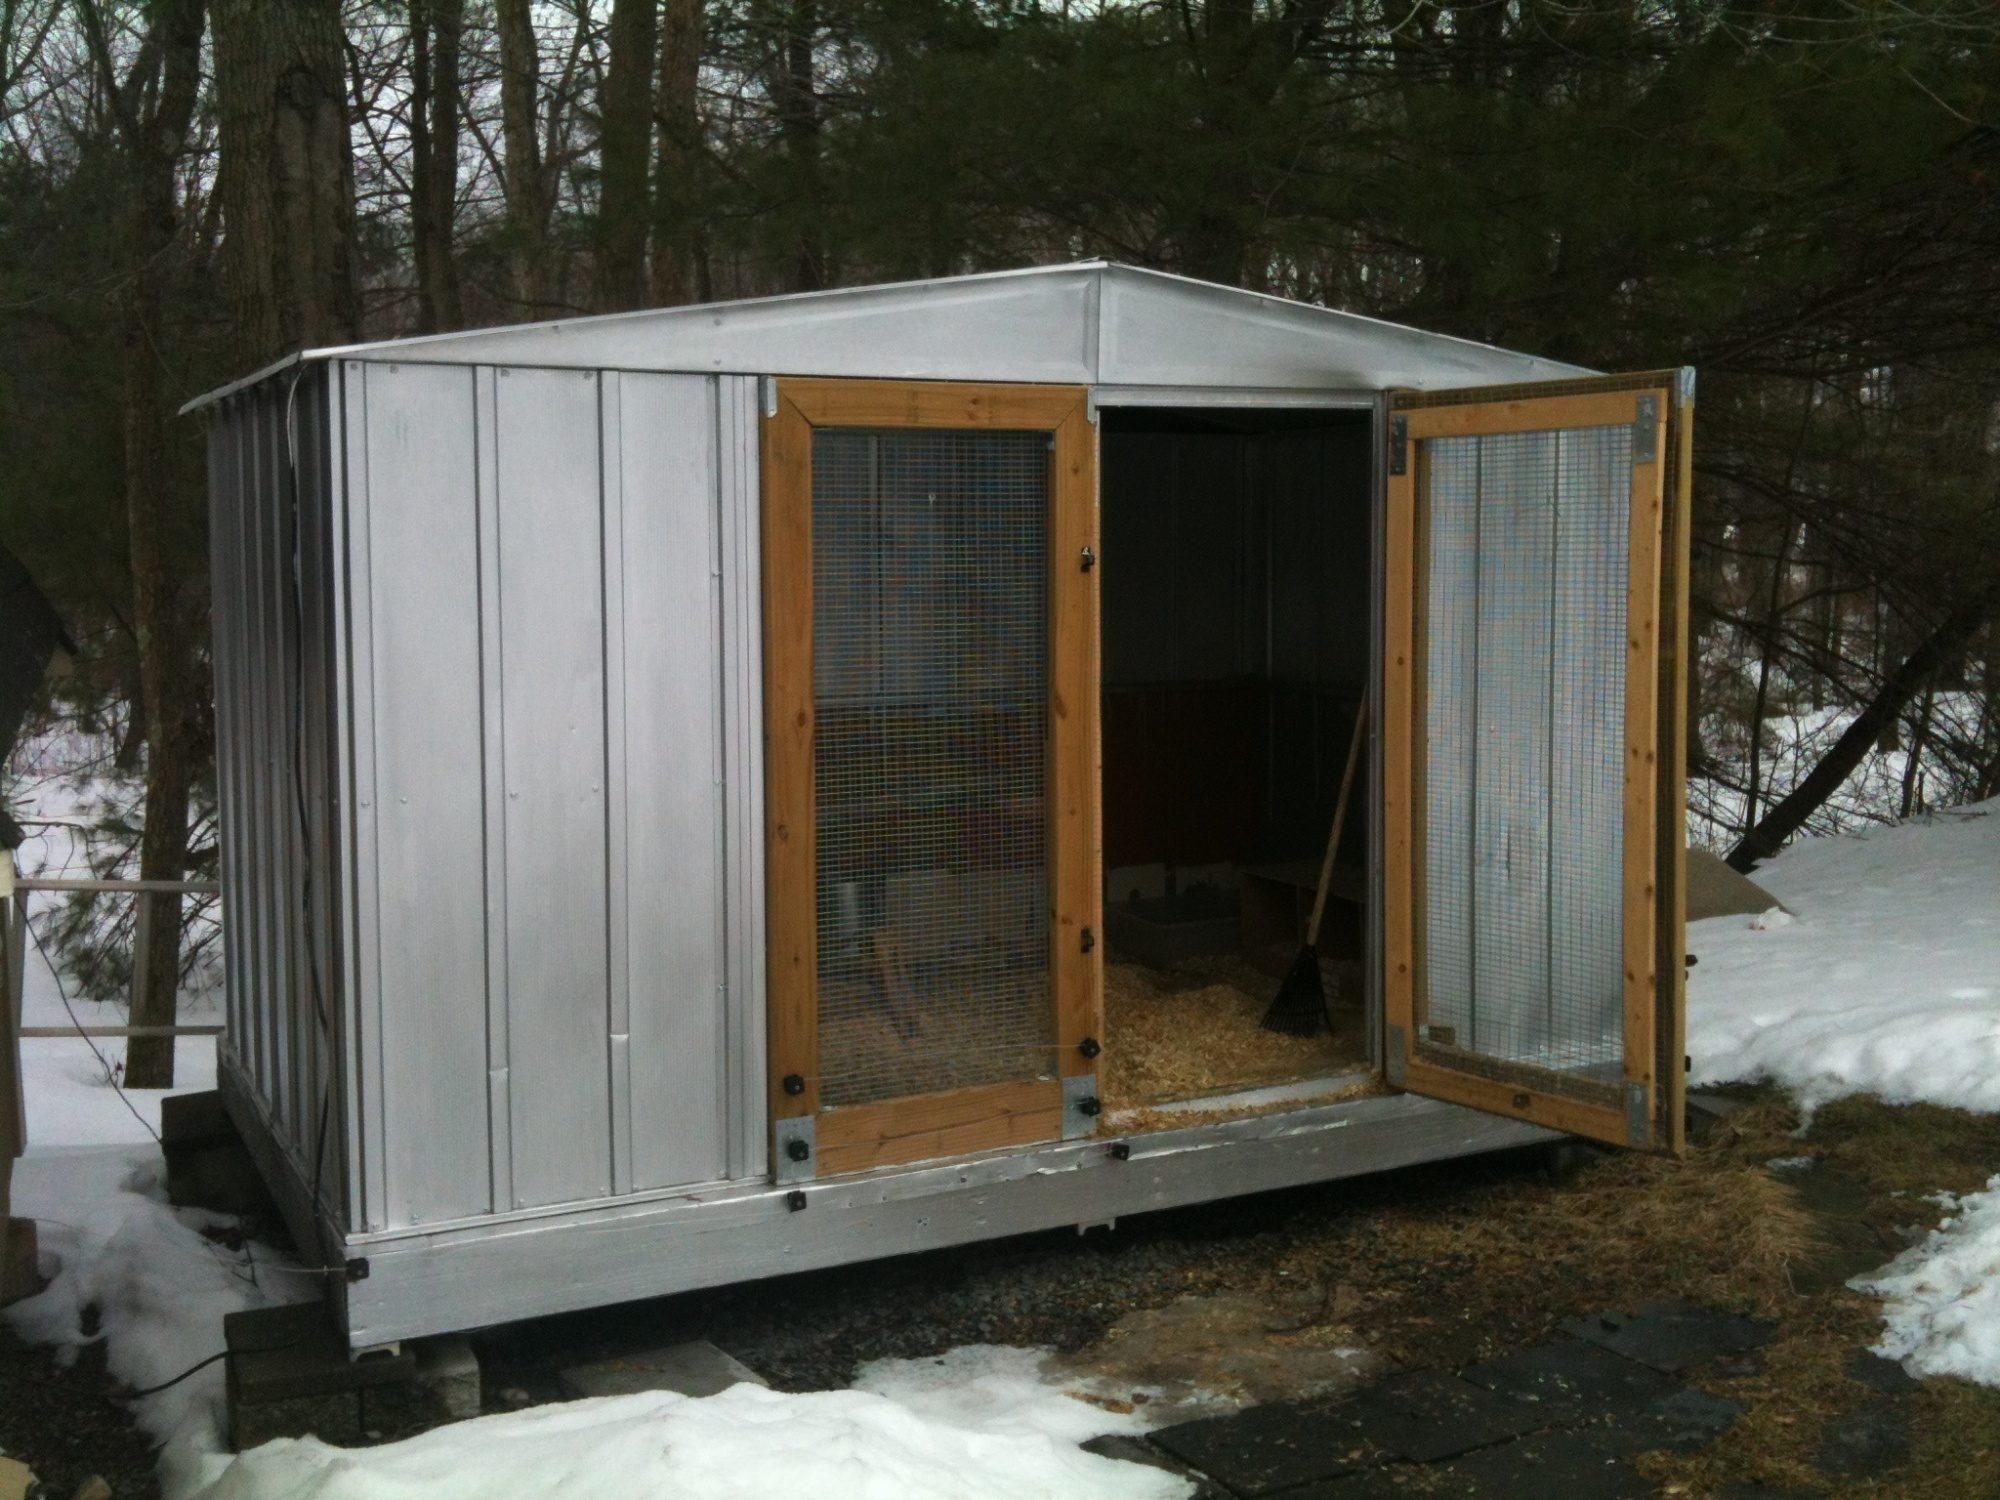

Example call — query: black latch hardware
[785,1137,811,1163]
[782,1073,806,1096]
[786,1190,807,1212]
[345,1257,370,1283]
[1080,545,1096,572]
[1077,1096,1101,1117]
[1080,927,1095,954]
[1077,1036,1101,1059]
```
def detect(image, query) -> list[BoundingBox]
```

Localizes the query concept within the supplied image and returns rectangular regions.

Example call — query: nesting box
[187,263,1691,1350]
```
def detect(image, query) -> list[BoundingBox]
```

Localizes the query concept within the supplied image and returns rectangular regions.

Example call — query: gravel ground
[0,1323,161,1500]
[473,1145,1564,1401]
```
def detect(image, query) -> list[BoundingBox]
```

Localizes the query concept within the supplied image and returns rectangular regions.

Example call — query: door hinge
[774,1116,816,1185]
[1389,415,1408,476]
[1632,395,1659,465]
[1384,1022,1407,1087]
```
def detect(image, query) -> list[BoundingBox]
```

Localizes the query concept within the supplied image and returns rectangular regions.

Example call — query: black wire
[119,1332,317,1399]
[26,913,164,1148]
[121,1349,228,1397]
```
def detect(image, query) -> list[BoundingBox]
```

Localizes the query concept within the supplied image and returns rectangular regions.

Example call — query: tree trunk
[595,0,656,311]
[770,0,825,291]
[651,0,705,306]
[85,0,207,1086]
[1727,583,1999,871]
[1899,680,1935,819]
[212,0,360,367]
[410,0,465,333]
[495,0,551,313]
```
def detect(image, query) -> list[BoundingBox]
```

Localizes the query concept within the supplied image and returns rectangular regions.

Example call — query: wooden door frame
[1382,380,1675,1149]
[761,378,1101,1178]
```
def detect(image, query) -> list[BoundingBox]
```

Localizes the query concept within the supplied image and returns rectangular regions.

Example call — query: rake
[1260,701,1368,1037]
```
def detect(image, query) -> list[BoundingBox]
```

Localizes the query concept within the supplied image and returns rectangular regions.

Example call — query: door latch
[1080,545,1096,572]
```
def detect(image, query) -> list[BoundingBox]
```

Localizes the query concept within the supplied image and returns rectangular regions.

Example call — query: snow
[191,1357,1183,1500]
[1686,802,2000,1113]
[1682,799,2000,1386]
[1855,1177,2000,1386]
[7,1146,301,1496]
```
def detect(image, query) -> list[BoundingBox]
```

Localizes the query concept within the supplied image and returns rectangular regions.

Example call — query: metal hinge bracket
[1625,1081,1651,1147]
[1389,415,1408,476]
[1632,395,1659,465]
[1062,1073,1102,1140]
[774,1115,816,1184]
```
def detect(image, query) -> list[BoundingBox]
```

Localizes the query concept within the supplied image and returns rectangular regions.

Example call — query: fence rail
[4,873,224,1055]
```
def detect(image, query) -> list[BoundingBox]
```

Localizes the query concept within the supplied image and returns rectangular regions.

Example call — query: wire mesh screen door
[763,381,1101,1180]
[1383,378,1686,1152]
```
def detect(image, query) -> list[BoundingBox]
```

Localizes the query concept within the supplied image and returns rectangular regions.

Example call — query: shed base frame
[223,1052,1552,1352]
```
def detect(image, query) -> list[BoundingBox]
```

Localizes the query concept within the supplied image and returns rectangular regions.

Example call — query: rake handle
[1305,701,1369,948]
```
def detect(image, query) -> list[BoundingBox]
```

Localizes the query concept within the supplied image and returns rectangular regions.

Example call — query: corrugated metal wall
[339,364,764,1230]
[211,363,765,1237]
[209,366,351,1232]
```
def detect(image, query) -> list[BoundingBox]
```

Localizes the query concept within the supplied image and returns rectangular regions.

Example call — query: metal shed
[187,262,1691,1351]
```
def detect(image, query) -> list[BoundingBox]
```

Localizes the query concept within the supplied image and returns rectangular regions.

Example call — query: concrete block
[225,1302,414,1452]
[0,1215,40,1307]
[560,1341,769,1400]
[166,1139,276,1219]
[161,1089,235,1154]
[414,1335,482,1420]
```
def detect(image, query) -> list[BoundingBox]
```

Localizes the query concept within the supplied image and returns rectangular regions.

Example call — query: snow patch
[189,1353,1189,1500]
[1687,803,2000,1112]
[1854,1174,2000,1386]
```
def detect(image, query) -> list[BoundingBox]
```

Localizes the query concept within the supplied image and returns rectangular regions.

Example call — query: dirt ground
[7,1087,2000,1497]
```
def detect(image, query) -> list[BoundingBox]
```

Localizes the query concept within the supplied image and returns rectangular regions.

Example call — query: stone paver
[1559,1298,1774,1374]
[1124,1301,1781,1497]
[1459,1338,1678,1424]
[1338,1369,1550,1463]
[1148,1398,1381,1496]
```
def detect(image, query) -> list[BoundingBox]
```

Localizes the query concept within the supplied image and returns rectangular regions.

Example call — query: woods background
[0,0,1996,1081]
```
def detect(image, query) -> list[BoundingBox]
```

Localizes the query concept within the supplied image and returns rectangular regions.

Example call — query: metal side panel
[354,362,492,1227]
[617,373,730,1192]
[490,367,613,1210]
[325,367,366,1232]
[718,376,767,1181]
[218,1049,351,1329]
[215,407,252,1066]
[338,1091,1556,1350]
[339,364,388,1231]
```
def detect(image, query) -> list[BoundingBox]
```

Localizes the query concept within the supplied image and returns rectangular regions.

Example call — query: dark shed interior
[1097,406,1377,1111]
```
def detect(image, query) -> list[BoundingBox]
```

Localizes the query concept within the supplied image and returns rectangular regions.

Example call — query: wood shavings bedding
[1102,954,1370,1114]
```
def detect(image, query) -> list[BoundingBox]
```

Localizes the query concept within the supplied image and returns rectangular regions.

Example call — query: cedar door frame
[1381,374,1690,1152]
[760,378,1102,1178]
